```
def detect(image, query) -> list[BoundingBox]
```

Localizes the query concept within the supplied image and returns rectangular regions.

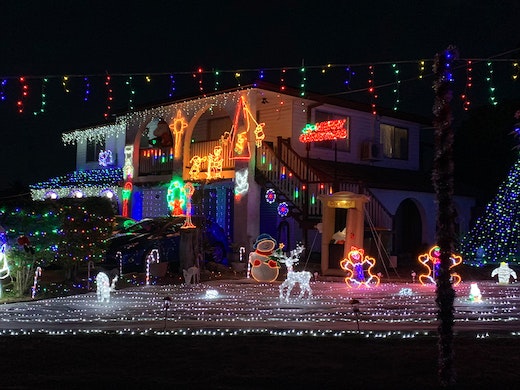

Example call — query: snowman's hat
[253,233,277,249]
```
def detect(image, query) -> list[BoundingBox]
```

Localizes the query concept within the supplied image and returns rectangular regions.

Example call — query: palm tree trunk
[432,45,458,387]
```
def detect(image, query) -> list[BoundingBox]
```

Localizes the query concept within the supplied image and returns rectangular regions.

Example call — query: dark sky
[1,0,520,191]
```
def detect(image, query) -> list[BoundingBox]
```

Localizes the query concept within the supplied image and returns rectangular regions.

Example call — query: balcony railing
[138,141,236,177]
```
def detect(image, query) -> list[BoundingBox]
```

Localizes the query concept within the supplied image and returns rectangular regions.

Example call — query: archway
[394,198,423,267]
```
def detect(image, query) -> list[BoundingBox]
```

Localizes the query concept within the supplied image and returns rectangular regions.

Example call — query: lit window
[380,124,408,160]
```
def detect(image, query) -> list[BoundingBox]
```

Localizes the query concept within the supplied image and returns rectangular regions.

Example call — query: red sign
[299,119,348,143]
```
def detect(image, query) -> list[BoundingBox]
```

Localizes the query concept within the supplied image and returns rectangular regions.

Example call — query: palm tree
[432,45,457,387]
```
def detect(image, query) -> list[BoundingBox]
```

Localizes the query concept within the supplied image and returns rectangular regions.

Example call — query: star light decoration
[169,110,188,159]
[340,246,380,288]
[417,245,462,286]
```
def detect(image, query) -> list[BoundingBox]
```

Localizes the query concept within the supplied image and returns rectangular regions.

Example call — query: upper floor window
[380,124,408,160]
[312,111,350,152]
[86,139,106,162]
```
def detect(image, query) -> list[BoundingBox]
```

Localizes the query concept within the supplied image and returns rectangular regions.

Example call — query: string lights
[126,76,135,110]
[104,74,113,119]
[34,78,47,116]
[17,76,28,114]
[392,63,400,111]
[0,79,6,101]
[367,65,377,115]
[486,61,498,106]
[83,76,90,102]
[0,53,517,119]
[461,60,473,111]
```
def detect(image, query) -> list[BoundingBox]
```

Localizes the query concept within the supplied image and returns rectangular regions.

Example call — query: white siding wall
[257,98,293,144]
[288,102,421,171]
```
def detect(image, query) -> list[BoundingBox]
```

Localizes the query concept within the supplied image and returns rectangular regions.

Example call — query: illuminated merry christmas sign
[299,118,348,143]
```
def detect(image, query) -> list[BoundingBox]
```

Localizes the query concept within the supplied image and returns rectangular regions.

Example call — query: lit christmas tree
[459,153,520,266]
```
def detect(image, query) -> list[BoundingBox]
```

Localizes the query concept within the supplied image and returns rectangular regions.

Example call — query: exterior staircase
[255,137,393,230]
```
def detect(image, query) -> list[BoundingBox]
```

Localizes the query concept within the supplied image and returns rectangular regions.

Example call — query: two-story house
[30,81,475,276]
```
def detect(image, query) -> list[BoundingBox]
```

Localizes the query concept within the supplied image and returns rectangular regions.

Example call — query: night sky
[1,1,520,191]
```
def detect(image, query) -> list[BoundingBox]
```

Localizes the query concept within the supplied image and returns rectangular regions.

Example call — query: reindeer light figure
[276,244,312,302]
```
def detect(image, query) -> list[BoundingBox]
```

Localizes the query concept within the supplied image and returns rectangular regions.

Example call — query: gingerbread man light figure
[340,246,380,288]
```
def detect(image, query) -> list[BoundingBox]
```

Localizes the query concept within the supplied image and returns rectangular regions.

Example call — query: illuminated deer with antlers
[276,244,312,302]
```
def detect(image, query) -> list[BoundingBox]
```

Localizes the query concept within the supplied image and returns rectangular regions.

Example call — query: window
[312,111,350,152]
[86,139,106,162]
[380,124,408,160]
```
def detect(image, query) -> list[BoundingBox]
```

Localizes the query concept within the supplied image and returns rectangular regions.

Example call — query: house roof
[29,168,123,189]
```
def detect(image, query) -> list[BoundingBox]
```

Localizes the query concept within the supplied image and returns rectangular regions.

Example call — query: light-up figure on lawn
[96,272,118,303]
[0,243,10,280]
[275,243,312,302]
[417,245,462,286]
[340,246,380,288]
[167,178,186,216]
[248,233,280,283]
[491,262,517,285]
[468,282,482,302]
[181,182,196,229]
[146,249,160,286]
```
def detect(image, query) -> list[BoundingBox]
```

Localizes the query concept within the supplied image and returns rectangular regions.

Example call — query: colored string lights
[104,74,113,119]
[367,65,377,115]
[17,76,28,114]
[34,77,47,115]
[392,63,400,111]
[461,60,473,111]
[0,55,517,119]
[486,61,498,106]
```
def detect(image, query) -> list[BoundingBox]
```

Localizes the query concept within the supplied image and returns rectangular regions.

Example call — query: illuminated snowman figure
[249,234,280,283]
[491,262,517,285]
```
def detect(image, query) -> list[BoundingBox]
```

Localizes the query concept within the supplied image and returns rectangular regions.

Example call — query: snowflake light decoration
[265,189,276,204]
[278,202,289,217]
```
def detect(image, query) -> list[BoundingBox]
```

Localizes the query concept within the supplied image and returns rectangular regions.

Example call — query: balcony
[138,141,236,178]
